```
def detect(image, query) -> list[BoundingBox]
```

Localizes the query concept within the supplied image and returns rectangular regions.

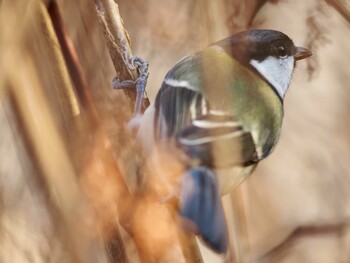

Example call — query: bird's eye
[275,45,288,58]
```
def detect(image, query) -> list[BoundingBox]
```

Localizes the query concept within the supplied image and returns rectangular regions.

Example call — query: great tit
[137,29,312,254]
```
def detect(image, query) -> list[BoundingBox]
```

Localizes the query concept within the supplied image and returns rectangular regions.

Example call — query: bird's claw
[112,77,137,90]
[131,56,147,69]
[112,56,149,116]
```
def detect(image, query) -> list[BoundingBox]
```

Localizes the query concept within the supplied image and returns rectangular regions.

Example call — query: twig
[92,0,149,112]
[259,223,349,261]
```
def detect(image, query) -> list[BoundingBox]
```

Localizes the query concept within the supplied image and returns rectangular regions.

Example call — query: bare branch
[92,0,149,112]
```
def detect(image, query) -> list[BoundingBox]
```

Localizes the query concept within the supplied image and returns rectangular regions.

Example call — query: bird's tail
[180,167,228,254]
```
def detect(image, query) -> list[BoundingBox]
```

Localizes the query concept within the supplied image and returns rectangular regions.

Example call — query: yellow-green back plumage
[156,47,283,160]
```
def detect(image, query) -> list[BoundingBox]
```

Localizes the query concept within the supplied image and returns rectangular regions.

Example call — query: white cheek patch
[250,56,295,99]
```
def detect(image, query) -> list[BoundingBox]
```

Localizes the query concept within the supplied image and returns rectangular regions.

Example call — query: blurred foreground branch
[47,1,134,262]
[0,0,110,261]
[48,0,100,127]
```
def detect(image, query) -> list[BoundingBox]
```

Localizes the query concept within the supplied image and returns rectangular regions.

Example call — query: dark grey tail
[180,167,228,254]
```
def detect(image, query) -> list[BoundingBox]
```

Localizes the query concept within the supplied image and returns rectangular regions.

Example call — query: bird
[136,29,312,254]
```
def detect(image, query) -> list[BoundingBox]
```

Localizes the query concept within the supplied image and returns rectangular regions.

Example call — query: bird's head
[216,29,312,99]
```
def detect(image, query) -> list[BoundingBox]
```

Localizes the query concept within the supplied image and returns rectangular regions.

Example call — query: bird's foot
[112,56,149,116]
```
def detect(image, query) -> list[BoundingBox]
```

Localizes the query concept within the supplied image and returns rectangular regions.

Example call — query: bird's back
[155,46,283,159]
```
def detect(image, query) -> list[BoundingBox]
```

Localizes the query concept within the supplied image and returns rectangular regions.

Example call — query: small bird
[137,29,312,254]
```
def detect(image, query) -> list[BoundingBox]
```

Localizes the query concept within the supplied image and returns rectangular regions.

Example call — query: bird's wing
[154,55,204,138]
[154,53,258,167]
[177,113,258,168]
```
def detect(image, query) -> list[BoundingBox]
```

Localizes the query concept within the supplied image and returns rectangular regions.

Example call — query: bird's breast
[198,48,284,159]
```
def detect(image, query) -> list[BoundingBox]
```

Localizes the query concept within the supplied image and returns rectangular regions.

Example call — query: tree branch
[92,0,149,112]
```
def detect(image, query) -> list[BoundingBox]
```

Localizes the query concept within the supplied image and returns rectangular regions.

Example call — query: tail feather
[180,167,228,253]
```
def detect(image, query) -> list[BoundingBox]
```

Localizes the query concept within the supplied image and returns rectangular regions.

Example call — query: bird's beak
[294,46,313,61]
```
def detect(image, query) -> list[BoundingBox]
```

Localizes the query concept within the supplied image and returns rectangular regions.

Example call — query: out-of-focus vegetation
[1,0,350,262]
